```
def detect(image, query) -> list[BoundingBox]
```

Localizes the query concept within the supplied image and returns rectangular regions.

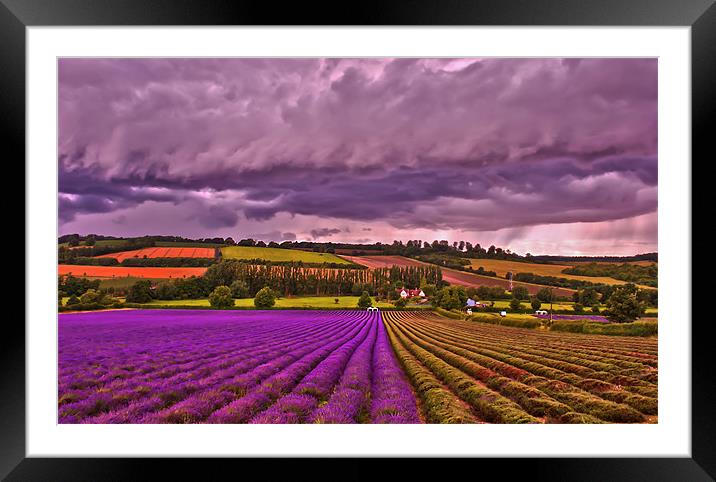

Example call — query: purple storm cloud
[58,58,657,255]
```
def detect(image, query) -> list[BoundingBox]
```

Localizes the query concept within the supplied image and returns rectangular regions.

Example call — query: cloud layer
[58,58,657,254]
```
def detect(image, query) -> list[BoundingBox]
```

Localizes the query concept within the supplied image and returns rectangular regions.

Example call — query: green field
[142,296,391,308]
[68,276,167,290]
[220,246,353,264]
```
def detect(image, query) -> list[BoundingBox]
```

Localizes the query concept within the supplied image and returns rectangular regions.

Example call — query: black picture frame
[3,0,712,480]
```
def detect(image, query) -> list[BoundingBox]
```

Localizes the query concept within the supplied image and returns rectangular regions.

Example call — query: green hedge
[59,302,124,312]
[467,313,542,329]
[120,257,216,267]
[550,320,658,337]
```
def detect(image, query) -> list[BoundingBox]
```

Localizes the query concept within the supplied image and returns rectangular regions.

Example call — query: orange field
[58,265,207,279]
[342,255,574,297]
[96,247,215,262]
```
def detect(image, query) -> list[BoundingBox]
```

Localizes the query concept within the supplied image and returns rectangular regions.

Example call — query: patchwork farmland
[342,255,574,297]
[97,247,216,262]
[58,309,656,424]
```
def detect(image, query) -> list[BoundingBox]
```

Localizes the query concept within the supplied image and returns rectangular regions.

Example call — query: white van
[535,310,548,315]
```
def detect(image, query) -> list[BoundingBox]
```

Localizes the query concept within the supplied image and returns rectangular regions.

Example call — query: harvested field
[339,255,423,269]
[342,255,574,296]
[58,265,207,279]
[383,311,657,423]
[97,247,216,261]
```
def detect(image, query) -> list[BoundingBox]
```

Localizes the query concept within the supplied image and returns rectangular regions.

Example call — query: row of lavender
[58,310,420,424]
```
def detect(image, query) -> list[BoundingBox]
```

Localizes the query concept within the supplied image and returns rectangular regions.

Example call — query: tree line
[116,261,444,302]
[562,262,658,288]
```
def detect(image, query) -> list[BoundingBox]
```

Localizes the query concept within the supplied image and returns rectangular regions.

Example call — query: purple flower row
[58,309,422,423]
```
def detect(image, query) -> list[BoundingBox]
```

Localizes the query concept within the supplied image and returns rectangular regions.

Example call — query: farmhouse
[398,288,426,299]
[466,298,490,308]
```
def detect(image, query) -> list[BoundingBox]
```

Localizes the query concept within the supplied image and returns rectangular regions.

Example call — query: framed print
[4,0,714,479]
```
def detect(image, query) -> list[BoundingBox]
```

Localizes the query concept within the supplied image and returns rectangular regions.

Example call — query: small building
[499,311,507,317]
[466,298,476,307]
[535,310,548,315]
[398,288,426,299]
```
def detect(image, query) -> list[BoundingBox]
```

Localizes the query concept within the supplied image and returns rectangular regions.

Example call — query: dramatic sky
[58,58,657,255]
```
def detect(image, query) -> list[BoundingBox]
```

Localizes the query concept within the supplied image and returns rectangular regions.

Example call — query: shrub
[66,295,80,306]
[126,280,154,303]
[154,282,178,300]
[254,286,276,309]
[58,302,106,312]
[549,320,658,337]
[421,284,437,297]
[605,283,645,323]
[536,287,554,302]
[209,285,235,309]
[230,280,250,299]
[509,298,522,311]
[511,286,529,300]
[79,289,102,305]
[394,297,408,308]
[468,313,541,329]
[530,298,541,310]
[432,286,467,310]
[357,291,373,309]
[573,303,584,313]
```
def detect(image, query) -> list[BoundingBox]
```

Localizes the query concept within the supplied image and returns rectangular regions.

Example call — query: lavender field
[58,310,420,424]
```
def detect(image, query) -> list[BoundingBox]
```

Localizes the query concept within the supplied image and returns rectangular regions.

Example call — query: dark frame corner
[4,0,712,480]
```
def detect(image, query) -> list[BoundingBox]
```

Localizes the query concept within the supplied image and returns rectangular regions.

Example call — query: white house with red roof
[398,288,426,299]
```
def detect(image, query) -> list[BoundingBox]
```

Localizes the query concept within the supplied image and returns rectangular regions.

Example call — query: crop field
[343,255,574,296]
[382,311,657,423]
[58,310,420,424]
[466,259,649,287]
[222,246,353,265]
[59,309,657,424]
[97,247,216,261]
[58,265,207,279]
